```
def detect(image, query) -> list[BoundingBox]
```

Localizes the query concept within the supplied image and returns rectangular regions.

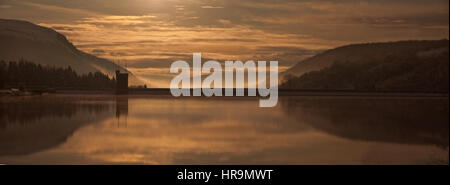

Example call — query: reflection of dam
[280,97,449,147]
[0,96,112,156]
[115,95,128,127]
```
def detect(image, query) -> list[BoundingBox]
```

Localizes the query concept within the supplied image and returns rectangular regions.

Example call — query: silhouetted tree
[280,54,449,92]
[0,60,116,90]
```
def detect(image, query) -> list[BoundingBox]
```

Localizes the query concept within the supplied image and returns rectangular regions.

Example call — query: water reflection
[115,95,128,128]
[280,97,449,147]
[0,95,112,156]
[0,95,448,164]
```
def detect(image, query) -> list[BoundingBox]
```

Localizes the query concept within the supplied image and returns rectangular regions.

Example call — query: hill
[0,19,142,85]
[281,40,449,92]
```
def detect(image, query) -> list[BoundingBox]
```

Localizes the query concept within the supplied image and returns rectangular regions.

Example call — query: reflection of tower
[115,95,128,128]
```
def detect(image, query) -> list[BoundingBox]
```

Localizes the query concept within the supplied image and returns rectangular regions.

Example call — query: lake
[0,94,448,164]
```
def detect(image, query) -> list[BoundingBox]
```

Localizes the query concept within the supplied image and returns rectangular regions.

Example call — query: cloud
[200,6,224,9]
[20,1,98,17]
[1,0,448,87]
[0,5,11,9]
[40,13,326,64]
[91,49,105,54]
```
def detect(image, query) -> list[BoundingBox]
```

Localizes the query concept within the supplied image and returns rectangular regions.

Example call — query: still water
[0,94,448,164]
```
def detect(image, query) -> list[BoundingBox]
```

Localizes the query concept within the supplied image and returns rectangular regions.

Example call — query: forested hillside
[0,60,116,90]
[281,50,449,92]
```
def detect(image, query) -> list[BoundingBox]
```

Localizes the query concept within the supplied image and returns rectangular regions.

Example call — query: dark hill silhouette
[281,40,449,92]
[0,19,142,85]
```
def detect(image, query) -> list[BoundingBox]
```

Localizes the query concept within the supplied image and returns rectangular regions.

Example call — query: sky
[0,0,449,87]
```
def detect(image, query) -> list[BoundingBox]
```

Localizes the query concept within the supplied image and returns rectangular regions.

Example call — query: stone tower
[115,70,128,94]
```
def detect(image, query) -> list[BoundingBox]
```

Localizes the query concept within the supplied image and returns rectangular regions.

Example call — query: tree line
[281,54,449,92]
[0,60,116,90]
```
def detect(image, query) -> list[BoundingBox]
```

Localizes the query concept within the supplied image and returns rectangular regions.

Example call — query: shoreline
[2,89,446,98]
[71,89,450,97]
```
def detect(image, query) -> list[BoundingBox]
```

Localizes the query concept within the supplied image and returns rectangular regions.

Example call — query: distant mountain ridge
[0,19,142,85]
[281,40,449,92]
[282,40,449,79]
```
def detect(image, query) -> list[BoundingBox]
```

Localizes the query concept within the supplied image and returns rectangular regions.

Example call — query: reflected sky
[0,95,448,164]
